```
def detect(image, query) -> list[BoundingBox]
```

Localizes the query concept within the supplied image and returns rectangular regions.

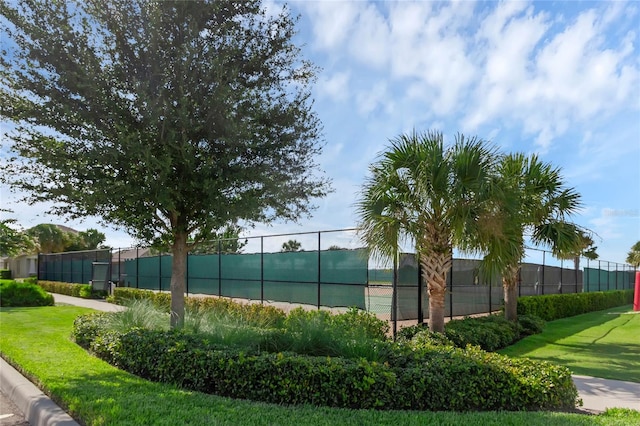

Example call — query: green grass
[1,306,638,426]
[500,305,640,382]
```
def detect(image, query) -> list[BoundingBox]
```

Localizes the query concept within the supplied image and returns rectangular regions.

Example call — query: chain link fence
[38,229,635,322]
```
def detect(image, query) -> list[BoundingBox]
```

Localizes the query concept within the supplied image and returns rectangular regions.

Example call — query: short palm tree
[484,153,584,321]
[356,130,501,333]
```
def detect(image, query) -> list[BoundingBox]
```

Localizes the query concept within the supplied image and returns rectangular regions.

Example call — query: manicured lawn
[1,306,638,426]
[500,305,640,382]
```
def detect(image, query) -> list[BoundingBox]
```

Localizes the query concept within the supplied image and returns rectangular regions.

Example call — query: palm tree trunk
[170,231,188,329]
[503,264,519,321]
[419,251,451,333]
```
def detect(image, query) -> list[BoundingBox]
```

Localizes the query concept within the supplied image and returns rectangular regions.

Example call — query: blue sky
[2,0,639,263]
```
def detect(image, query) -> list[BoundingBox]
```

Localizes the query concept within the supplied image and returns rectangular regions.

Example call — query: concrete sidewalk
[1,293,638,426]
[573,375,640,412]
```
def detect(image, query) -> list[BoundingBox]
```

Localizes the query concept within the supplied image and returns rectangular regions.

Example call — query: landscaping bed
[72,298,578,411]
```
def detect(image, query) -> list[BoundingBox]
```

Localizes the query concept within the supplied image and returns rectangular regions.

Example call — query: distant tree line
[0,217,107,256]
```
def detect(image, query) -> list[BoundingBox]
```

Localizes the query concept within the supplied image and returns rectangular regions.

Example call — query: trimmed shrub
[398,313,545,352]
[0,280,54,307]
[37,280,106,299]
[72,315,578,412]
[518,314,546,336]
[444,315,520,352]
[517,290,634,321]
[0,269,12,279]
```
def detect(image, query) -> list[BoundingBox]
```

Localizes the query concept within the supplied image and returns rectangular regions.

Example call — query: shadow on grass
[529,341,640,382]
[502,306,634,355]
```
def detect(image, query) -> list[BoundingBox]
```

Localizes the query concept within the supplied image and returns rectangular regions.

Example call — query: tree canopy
[356,131,502,333]
[627,241,640,268]
[281,239,302,252]
[483,153,585,321]
[1,0,330,327]
[0,213,36,257]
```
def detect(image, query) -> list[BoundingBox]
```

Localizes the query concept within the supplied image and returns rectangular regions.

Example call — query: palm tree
[484,153,584,321]
[356,130,501,333]
[553,230,598,271]
[627,241,640,268]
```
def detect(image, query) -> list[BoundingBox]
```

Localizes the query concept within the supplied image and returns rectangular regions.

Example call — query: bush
[397,313,544,352]
[0,269,12,279]
[37,280,106,299]
[517,290,634,321]
[72,315,578,412]
[518,314,546,336]
[0,280,54,307]
[110,288,286,328]
[445,315,520,352]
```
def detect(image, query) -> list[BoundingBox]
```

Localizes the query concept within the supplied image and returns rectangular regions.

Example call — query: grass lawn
[500,305,640,382]
[1,306,638,426]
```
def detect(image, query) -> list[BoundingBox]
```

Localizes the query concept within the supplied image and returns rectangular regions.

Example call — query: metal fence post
[541,251,546,295]
[418,259,423,324]
[218,239,222,297]
[317,232,321,310]
[574,258,578,293]
[158,252,162,292]
[448,257,453,321]
[260,236,264,305]
[607,261,610,291]
[186,249,189,296]
[489,263,492,314]
[136,247,139,289]
[392,253,398,340]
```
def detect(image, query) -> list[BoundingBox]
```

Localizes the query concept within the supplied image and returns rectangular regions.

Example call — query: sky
[1,0,639,264]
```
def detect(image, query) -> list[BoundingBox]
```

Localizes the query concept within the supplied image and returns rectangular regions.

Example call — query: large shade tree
[0,0,330,327]
[356,131,502,333]
[483,153,584,321]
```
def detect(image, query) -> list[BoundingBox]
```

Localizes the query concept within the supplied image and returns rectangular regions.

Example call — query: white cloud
[347,3,390,68]
[317,71,351,102]
[461,2,640,153]
[355,81,391,116]
[301,1,359,51]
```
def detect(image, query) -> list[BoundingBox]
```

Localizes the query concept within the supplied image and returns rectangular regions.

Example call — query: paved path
[1,293,638,426]
[573,375,640,412]
[0,389,29,426]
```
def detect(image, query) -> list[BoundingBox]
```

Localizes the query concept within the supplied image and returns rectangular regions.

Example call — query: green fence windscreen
[123,248,367,309]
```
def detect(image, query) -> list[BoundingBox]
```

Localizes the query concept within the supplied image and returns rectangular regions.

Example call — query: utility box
[91,262,111,292]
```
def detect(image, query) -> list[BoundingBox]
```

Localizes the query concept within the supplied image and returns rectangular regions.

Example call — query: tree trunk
[418,251,451,333]
[170,231,188,329]
[503,264,520,322]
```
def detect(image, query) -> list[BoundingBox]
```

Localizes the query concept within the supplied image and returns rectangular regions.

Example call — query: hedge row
[517,290,634,321]
[110,287,287,328]
[37,280,107,299]
[0,269,12,279]
[0,280,54,307]
[73,314,578,412]
[397,314,546,352]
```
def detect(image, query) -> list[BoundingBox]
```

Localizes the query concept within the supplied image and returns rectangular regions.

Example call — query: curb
[0,357,79,426]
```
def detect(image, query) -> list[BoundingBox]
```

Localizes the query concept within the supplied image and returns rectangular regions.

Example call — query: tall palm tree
[356,130,501,333]
[484,153,584,321]
[627,241,640,268]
